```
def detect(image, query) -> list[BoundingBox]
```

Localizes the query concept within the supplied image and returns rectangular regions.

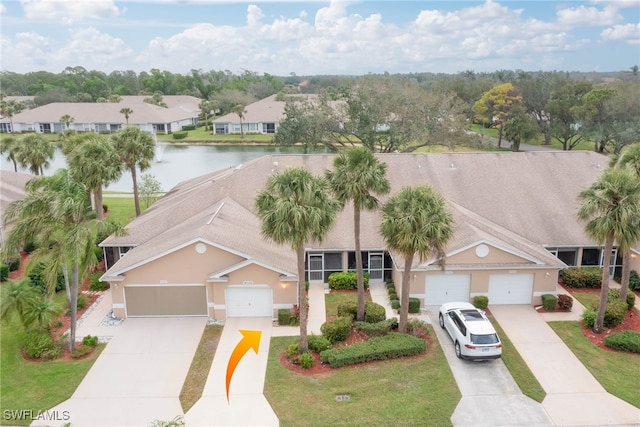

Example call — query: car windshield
[470,333,499,344]
[460,309,484,321]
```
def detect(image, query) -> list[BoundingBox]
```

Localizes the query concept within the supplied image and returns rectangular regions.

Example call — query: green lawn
[0,317,104,426]
[103,196,150,225]
[468,124,593,151]
[264,328,459,427]
[568,290,600,310]
[548,321,639,408]
[324,291,371,317]
[489,315,546,402]
[157,126,274,144]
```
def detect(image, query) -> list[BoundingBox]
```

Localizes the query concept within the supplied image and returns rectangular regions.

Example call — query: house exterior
[212,94,286,135]
[0,95,201,134]
[100,151,640,320]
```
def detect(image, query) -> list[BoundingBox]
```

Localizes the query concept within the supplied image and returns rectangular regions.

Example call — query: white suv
[438,302,502,360]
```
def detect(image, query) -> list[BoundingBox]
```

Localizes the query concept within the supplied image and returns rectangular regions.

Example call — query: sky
[0,0,639,76]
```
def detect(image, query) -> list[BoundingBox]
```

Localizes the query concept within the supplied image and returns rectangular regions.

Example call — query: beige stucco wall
[448,245,528,264]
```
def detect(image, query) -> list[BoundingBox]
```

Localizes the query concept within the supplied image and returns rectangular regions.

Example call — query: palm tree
[326,148,390,321]
[0,136,19,172]
[24,295,64,331]
[59,114,74,130]
[111,127,155,217]
[0,100,24,133]
[15,134,54,175]
[0,280,38,328]
[231,104,246,138]
[255,167,339,352]
[380,186,454,333]
[577,167,640,333]
[614,143,640,300]
[199,100,211,132]
[2,169,121,351]
[119,107,133,126]
[67,135,123,219]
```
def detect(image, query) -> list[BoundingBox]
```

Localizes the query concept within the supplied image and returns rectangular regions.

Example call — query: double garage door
[425,273,534,305]
[125,285,207,317]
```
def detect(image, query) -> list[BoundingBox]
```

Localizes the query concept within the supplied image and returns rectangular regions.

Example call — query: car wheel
[438,313,445,329]
[454,341,462,359]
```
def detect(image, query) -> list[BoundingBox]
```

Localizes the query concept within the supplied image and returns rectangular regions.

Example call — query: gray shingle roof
[0,171,34,223]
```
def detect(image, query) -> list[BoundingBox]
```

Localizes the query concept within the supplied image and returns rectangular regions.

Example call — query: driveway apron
[184,317,278,427]
[426,307,553,427]
[491,305,640,426]
[32,317,207,427]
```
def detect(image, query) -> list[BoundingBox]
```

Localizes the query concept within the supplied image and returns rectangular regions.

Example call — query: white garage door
[488,274,533,304]
[225,285,273,317]
[425,274,471,306]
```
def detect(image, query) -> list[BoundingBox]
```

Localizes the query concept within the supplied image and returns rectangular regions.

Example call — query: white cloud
[556,4,621,27]
[21,0,120,24]
[0,4,6,13]
[601,22,640,44]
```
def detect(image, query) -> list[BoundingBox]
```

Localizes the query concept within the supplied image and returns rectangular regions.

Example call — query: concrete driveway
[33,317,207,427]
[426,307,554,427]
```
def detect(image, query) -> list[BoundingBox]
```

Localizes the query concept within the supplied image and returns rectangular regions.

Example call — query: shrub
[355,318,397,337]
[408,298,421,314]
[0,265,8,282]
[561,267,602,288]
[557,294,573,311]
[89,271,109,292]
[24,240,37,254]
[82,335,99,347]
[6,257,20,272]
[604,331,640,353]
[608,288,636,311]
[364,301,386,323]
[172,131,188,140]
[71,345,93,359]
[319,333,426,368]
[327,271,369,290]
[77,293,87,310]
[473,296,489,310]
[603,299,628,328]
[406,318,429,337]
[629,270,640,291]
[581,309,596,329]
[28,262,65,294]
[278,309,291,326]
[388,291,398,301]
[320,316,352,344]
[336,301,357,318]
[93,246,104,262]
[541,294,557,311]
[181,124,196,131]
[308,334,332,353]
[390,299,400,310]
[41,346,62,361]
[285,343,299,359]
[299,352,314,369]
[22,330,55,359]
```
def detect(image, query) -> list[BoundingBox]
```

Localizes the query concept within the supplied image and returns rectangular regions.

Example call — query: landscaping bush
[89,271,109,292]
[320,316,352,344]
[581,309,596,329]
[93,246,104,262]
[82,335,99,347]
[354,318,397,337]
[285,343,299,359]
[41,346,62,361]
[71,345,93,359]
[364,301,386,323]
[327,271,369,290]
[181,124,196,131]
[308,334,331,353]
[557,294,573,311]
[390,299,400,310]
[77,293,87,310]
[388,291,398,301]
[336,301,357,318]
[6,257,20,272]
[278,308,291,326]
[22,330,55,359]
[604,331,640,353]
[172,131,188,140]
[319,333,426,368]
[24,240,37,254]
[473,296,489,310]
[299,352,314,369]
[608,288,636,311]
[541,294,557,311]
[561,267,602,288]
[603,299,628,328]
[406,318,429,337]
[408,297,421,314]
[629,270,640,291]
[0,265,8,282]
[28,262,65,294]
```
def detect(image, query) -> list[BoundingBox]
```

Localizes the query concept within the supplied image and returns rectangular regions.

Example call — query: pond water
[1,144,325,192]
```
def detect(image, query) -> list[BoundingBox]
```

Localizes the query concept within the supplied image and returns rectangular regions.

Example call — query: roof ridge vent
[206,201,225,225]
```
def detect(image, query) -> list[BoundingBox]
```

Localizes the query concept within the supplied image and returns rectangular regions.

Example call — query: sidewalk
[72,290,123,342]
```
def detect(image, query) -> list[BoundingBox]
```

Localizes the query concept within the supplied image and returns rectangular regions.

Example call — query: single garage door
[226,285,273,317]
[488,274,533,304]
[125,285,207,316]
[425,274,471,306]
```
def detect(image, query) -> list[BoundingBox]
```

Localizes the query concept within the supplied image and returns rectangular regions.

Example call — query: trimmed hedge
[364,301,386,323]
[320,316,352,344]
[354,318,397,337]
[608,288,636,311]
[630,270,640,291]
[390,299,400,310]
[172,130,188,140]
[319,333,426,368]
[408,297,421,314]
[582,299,627,329]
[541,294,557,311]
[328,271,369,290]
[336,301,357,318]
[89,271,109,292]
[278,308,291,326]
[604,331,640,353]
[308,334,332,353]
[473,296,489,310]
[561,267,602,288]
[557,294,573,311]
[181,124,196,131]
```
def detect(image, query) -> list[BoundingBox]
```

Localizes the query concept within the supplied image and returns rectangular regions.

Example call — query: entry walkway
[491,305,640,426]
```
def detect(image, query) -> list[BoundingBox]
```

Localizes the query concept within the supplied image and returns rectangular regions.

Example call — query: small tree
[119,107,133,126]
[503,106,539,152]
[139,173,163,208]
[60,114,74,130]
[231,104,246,138]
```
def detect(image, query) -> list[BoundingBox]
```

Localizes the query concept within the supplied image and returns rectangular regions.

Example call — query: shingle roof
[0,170,34,223]
[101,151,609,278]
[213,94,325,124]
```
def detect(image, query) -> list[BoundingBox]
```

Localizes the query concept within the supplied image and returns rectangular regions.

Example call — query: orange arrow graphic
[225,329,261,402]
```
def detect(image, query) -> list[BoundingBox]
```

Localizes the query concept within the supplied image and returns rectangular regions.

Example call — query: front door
[369,253,384,281]
[308,254,323,282]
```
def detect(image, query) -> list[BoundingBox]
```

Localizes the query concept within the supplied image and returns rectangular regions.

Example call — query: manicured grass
[179,325,223,412]
[157,126,274,143]
[548,321,640,408]
[264,326,459,427]
[324,291,371,317]
[0,317,104,426]
[103,196,146,225]
[488,315,546,403]
[569,290,600,310]
[468,123,594,151]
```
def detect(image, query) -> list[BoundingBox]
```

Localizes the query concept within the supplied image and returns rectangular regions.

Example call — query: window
[119,246,132,258]
[248,123,257,132]
[215,124,228,134]
[471,333,499,344]
[262,123,276,134]
[581,248,601,266]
